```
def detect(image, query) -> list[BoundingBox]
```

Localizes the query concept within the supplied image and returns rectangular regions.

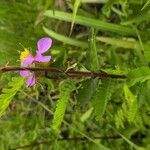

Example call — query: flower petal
[37,37,52,54]
[35,53,51,63]
[22,57,34,67]
[26,73,35,87]
[20,70,30,77]
[20,56,34,78]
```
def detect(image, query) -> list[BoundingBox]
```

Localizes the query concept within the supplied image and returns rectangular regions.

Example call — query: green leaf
[141,0,150,10]
[77,79,97,104]
[81,0,104,3]
[52,79,75,132]
[143,44,150,63]
[93,79,114,120]
[128,67,150,86]
[0,77,24,117]
[51,48,67,68]
[122,10,150,25]
[87,28,99,71]
[124,84,137,123]
[43,26,88,48]
[102,67,127,76]
[115,106,125,129]
[110,125,139,149]
[96,36,141,49]
[115,84,138,128]
[44,10,136,36]
[80,107,93,122]
[70,0,81,33]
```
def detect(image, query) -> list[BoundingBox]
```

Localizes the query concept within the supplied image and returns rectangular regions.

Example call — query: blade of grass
[96,36,140,49]
[121,10,150,25]
[70,0,81,35]
[134,27,147,65]
[43,26,88,48]
[109,125,139,150]
[141,0,150,10]
[87,28,99,71]
[44,10,136,36]
[81,0,107,3]
[135,27,144,52]
[68,2,94,18]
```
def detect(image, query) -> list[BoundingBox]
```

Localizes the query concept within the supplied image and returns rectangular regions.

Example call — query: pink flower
[20,37,52,86]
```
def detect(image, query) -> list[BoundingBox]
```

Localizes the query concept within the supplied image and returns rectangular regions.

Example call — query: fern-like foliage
[52,79,75,132]
[124,85,137,123]
[128,67,150,87]
[142,0,150,10]
[115,103,126,129]
[92,79,115,120]
[77,79,97,104]
[115,84,138,128]
[0,77,24,117]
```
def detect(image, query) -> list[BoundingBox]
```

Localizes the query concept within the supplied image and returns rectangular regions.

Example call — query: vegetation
[0,0,150,149]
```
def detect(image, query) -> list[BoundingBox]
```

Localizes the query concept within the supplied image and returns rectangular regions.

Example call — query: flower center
[20,48,33,64]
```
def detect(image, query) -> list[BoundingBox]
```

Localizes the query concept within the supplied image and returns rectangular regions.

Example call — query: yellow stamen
[20,48,30,60]
[20,48,30,62]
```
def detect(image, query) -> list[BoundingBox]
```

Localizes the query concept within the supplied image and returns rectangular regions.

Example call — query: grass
[0,0,150,150]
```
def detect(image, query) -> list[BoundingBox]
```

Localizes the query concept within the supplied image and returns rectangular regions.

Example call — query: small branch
[10,136,121,150]
[0,66,127,79]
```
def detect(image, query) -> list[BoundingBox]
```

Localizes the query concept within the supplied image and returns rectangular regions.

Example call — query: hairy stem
[0,66,126,79]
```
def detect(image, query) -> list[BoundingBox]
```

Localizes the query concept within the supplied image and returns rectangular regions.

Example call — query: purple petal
[26,73,35,87]
[20,70,30,77]
[22,57,34,67]
[20,57,34,78]
[37,37,52,54]
[35,53,51,63]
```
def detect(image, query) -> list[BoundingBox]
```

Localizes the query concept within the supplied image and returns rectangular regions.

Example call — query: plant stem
[10,135,121,150]
[0,66,126,79]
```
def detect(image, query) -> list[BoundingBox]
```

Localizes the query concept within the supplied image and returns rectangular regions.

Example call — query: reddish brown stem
[0,66,126,79]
